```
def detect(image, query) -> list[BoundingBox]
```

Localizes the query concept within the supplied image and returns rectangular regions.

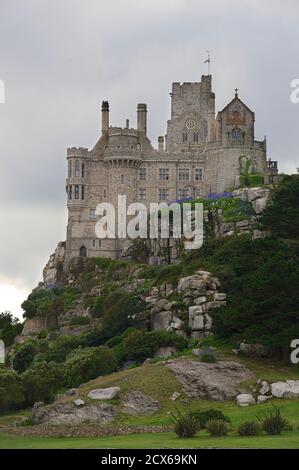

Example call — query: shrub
[70,316,90,326]
[171,409,198,438]
[0,312,23,346]
[257,406,290,435]
[238,421,260,436]
[22,361,64,405]
[63,346,117,387]
[13,341,38,373]
[192,409,231,429]
[0,370,25,413]
[47,335,86,362]
[206,419,229,437]
[200,353,216,363]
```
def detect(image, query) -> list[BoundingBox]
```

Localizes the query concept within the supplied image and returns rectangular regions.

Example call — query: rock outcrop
[43,241,66,287]
[166,359,254,400]
[31,402,117,425]
[121,391,159,415]
[87,387,120,400]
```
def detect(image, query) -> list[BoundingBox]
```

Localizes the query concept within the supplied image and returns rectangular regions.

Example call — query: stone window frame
[159,168,169,181]
[75,159,80,177]
[90,208,97,220]
[193,132,199,143]
[75,185,80,199]
[138,167,147,181]
[178,188,190,198]
[159,188,169,201]
[138,188,146,200]
[178,168,190,181]
[182,132,188,142]
[195,168,203,181]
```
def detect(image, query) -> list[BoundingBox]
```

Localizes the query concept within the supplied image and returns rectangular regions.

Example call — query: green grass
[1,430,299,449]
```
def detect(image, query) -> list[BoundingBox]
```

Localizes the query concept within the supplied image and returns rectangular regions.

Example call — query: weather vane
[204,50,211,75]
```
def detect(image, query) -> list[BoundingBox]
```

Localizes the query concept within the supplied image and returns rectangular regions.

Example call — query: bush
[257,406,290,435]
[70,316,90,326]
[206,419,229,437]
[171,409,198,438]
[47,335,86,362]
[238,421,260,436]
[63,346,117,387]
[0,312,23,346]
[200,353,216,363]
[22,361,64,405]
[0,370,25,413]
[192,409,231,429]
[13,341,38,373]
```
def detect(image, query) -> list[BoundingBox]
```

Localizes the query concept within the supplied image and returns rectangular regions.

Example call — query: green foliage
[240,174,264,187]
[47,335,86,363]
[69,316,90,326]
[0,370,25,413]
[171,409,198,438]
[13,341,38,373]
[191,409,231,429]
[91,297,105,318]
[21,289,55,319]
[22,361,64,405]
[257,406,290,435]
[63,346,117,387]
[261,175,299,238]
[200,353,216,363]
[206,419,229,437]
[238,420,260,436]
[0,312,22,346]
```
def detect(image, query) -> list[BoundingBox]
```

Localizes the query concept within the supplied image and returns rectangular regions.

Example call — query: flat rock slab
[87,387,120,400]
[32,403,117,425]
[166,359,254,401]
[121,391,159,415]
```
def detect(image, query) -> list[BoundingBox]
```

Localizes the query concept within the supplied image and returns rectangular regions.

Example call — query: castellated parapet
[64,75,278,266]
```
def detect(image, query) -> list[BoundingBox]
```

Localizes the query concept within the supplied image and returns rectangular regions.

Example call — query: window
[193,132,199,143]
[159,168,169,180]
[68,185,72,200]
[232,127,242,140]
[195,168,203,181]
[92,240,96,247]
[178,168,189,181]
[103,189,107,198]
[178,188,189,198]
[75,185,80,199]
[139,167,147,181]
[82,163,85,178]
[75,160,80,177]
[121,175,125,184]
[79,246,87,257]
[68,160,72,178]
[99,240,102,248]
[90,209,96,219]
[81,186,84,200]
[182,132,188,142]
[138,188,146,200]
[159,188,169,201]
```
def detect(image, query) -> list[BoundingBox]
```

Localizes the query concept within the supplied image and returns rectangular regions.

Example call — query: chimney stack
[101,101,109,134]
[137,103,147,134]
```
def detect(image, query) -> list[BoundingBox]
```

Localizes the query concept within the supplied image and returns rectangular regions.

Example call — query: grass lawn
[0,430,299,449]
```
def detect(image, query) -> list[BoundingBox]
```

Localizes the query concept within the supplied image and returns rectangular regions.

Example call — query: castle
[65,74,277,265]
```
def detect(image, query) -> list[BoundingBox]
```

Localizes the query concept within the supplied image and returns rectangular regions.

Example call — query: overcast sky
[0,0,298,320]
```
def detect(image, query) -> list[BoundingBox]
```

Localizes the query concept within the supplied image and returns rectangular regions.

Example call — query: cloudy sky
[0,0,298,320]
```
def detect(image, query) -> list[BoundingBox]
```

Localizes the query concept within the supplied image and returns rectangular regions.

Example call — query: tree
[13,341,37,373]
[22,361,64,405]
[0,311,22,346]
[0,370,25,412]
[63,346,117,387]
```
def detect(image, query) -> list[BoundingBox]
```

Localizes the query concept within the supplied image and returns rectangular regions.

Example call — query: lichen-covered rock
[31,402,117,425]
[236,393,256,406]
[87,387,120,400]
[167,360,254,401]
[121,391,159,415]
[271,380,299,399]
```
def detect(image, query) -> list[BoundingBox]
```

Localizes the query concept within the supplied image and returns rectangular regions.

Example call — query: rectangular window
[81,186,84,200]
[138,167,147,181]
[92,240,96,247]
[82,163,85,178]
[138,188,146,200]
[195,168,203,181]
[159,188,169,201]
[90,209,96,219]
[159,168,169,181]
[182,132,188,142]
[68,160,72,178]
[193,132,199,142]
[178,168,189,181]
[99,240,102,248]
[75,185,80,199]
[68,185,72,200]
[178,188,189,198]
[75,160,80,177]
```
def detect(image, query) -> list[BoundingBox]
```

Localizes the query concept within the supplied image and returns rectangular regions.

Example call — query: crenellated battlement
[67,147,89,157]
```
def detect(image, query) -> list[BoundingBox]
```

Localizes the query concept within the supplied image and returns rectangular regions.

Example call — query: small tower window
[68,160,72,178]
[75,160,80,177]
[75,185,80,199]
[81,163,85,178]
[182,132,188,142]
[79,246,87,257]
[193,132,199,142]
[232,128,242,140]
[195,168,203,181]
[99,240,102,248]
[81,186,85,200]
[69,185,72,200]
[103,189,107,198]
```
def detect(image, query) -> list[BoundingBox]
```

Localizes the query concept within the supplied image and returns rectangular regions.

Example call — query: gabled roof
[220,95,254,115]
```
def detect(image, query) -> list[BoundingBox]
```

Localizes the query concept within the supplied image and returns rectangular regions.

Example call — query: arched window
[232,128,242,140]
[75,185,80,199]
[193,132,199,143]
[79,246,87,257]
[182,132,188,142]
